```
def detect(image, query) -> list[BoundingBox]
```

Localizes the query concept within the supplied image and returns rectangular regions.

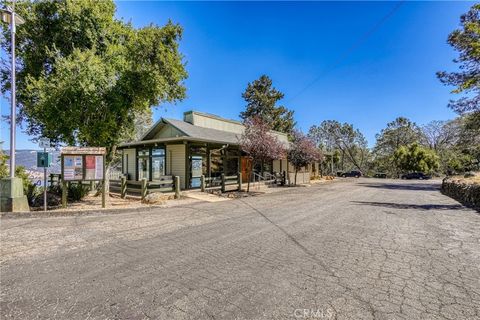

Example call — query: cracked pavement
[1,179,479,319]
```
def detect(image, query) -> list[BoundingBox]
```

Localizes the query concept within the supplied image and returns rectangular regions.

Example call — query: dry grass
[449,174,480,185]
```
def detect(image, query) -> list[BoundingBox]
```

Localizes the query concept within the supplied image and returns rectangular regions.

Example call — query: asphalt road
[1,179,479,320]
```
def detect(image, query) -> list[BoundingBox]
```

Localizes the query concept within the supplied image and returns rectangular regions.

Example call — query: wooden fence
[110,175,180,200]
[49,173,61,187]
[200,173,242,192]
[49,173,98,190]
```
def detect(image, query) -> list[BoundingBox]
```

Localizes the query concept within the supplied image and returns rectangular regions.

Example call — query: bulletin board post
[60,147,107,209]
[102,154,106,208]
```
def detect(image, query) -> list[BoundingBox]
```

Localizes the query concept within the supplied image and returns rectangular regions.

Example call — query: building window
[209,149,224,179]
[138,148,150,157]
[138,157,149,180]
[189,145,207,188]
[137,148,150,180]
[152,147,165,180]
[253,160,273,176]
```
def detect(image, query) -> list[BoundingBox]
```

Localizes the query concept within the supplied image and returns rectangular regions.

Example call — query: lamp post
[1,4,25,178]
[0,3,29,212]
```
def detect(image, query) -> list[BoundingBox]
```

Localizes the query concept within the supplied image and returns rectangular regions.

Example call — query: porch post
[120,176,127,199]
[221,173,225,193]
[174,176,181,199]
[201,175,205,192]
[185,142,189,189]
[141,178,147,200]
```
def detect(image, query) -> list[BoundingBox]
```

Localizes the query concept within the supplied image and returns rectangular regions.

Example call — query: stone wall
[441,176,480,211]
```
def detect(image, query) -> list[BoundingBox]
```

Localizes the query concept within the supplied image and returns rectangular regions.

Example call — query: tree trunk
[294,168,298,185]
[102,145,117,199]
[104,165,110,194]
[247,158,253,193]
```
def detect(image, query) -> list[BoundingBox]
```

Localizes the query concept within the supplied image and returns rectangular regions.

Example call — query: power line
[286,0,405,104]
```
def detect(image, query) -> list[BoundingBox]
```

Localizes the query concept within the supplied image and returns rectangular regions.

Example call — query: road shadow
[352,201,464,211]
[358,182,440,191]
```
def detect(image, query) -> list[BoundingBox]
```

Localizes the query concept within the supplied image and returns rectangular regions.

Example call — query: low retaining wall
[288,171,311,185]
[441,177,480,211]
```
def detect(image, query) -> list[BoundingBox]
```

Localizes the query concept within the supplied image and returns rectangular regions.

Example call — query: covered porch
[119,139,244,190]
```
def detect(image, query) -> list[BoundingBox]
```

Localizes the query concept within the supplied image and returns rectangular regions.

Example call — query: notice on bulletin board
[95,156,103,179]
[85,155,96,180]
[64,155,83,180]
[84,155,103,180]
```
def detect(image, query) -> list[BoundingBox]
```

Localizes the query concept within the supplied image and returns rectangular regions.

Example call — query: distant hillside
[3,149,61,174]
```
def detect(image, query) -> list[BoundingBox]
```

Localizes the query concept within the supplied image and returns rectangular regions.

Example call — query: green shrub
[67,183,90,201]
[25,183,41,206]
[442,177,480,211]
[14,166,34,192]
[0,149,8,177]
[10,166,38,206]
[48,184,62,196]
[48,183,90,202]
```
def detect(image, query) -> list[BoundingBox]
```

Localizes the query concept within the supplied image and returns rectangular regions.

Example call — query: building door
[138,157,149,180]
[241,157,251,183]
[189,145,207,189]
[190,155,205,188]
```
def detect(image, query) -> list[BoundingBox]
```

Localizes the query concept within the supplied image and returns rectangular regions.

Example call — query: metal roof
[163,118,241,144]
[121,113,290,148]
[120,118,242,148]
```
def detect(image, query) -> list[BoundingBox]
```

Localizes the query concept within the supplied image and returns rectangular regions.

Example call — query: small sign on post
[36,152,52,168]
[38,137,50,149]
[38,138,51,212]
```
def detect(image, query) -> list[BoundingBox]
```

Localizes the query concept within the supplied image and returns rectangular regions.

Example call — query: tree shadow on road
[352,201,464,211]
[358,182,440,191]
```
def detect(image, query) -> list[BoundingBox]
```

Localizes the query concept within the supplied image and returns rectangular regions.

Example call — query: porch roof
[119,117,241,148]
[119,132,241,148]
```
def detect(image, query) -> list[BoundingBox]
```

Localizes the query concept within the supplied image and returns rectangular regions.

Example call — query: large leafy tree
[373,117,421,157]
[239,117,285,192]
[437,3,479,115]
[455,113,480,171]
[132,109,154,142]
[420,120,459,151]
[372,117,421,176]
[436,4,480,171]
[287,131,322,185]
[240,75,295,134]
[309,120,368,172]
[419,119,465,174]
[393,143,439,174]
[0,0,187,169]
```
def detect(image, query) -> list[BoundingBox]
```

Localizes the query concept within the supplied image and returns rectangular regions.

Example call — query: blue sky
[0,1,474,149]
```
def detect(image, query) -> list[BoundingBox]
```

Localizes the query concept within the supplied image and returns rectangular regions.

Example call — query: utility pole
[1,2,24,177]
[0,3,29,212]
[9,4,16,178]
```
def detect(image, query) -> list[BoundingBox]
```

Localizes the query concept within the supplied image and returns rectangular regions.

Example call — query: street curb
[0,180,339,219]
[0,204,168,219]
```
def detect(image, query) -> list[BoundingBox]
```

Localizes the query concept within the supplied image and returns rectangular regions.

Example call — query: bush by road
[442,174,480,211]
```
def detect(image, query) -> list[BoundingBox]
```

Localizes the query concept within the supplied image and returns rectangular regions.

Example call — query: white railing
[249,171,278,189]
[108,169,123,180]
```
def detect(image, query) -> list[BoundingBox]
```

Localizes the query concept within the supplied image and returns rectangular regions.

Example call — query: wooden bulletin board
[60,147,107,208]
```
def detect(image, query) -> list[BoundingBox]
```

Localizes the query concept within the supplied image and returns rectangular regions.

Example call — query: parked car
[400,172,431,180]
[341,170,362,178]
[373,173,387,178]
